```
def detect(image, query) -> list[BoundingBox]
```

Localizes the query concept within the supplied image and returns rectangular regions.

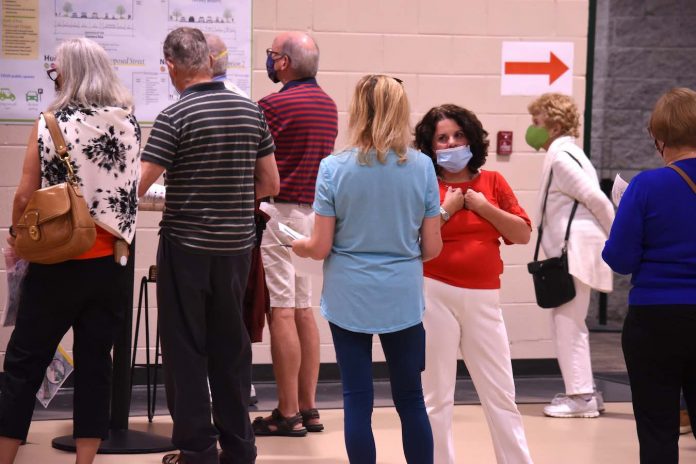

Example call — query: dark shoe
[300,408,324,432]
[252,408,307,437]
[162,453,185,464]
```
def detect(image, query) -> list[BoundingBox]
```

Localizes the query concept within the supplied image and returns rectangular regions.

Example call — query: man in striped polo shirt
[138,27,279,464]
[251,32,338,437]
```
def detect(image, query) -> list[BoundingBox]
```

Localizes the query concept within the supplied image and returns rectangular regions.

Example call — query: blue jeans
[330,322,433,464]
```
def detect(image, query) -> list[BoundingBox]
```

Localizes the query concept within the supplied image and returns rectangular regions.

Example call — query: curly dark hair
[414,104,489,175]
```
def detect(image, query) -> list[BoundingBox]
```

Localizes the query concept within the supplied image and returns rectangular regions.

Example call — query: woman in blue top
[602,87,696,464]
[293,74,443,464]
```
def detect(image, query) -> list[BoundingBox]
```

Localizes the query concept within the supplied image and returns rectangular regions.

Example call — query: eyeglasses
[46,68,58,82]
[392,77,403,85]
[265,48,286,61]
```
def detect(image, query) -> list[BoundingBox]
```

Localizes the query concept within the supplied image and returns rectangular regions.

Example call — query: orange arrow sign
[504,52,569,85]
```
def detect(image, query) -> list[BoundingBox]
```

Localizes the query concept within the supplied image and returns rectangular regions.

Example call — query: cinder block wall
[590,0,696,324]
[0,0,591,369]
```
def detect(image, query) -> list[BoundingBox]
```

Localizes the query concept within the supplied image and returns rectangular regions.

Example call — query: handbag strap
[667,164,696,194]
[43,112,76,183]
[533,151,582,261]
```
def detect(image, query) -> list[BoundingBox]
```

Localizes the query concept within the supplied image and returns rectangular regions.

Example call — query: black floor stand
[51,239,176,454]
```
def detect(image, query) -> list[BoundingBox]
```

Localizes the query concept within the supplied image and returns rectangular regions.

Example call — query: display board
[0,0,251,124]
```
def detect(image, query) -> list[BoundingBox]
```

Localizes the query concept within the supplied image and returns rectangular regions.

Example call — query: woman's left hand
[463,189,489,213]
[292,238,310,258]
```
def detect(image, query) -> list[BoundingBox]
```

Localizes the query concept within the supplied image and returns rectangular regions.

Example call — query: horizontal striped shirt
[141,81,275,255]
[258,78,338,204]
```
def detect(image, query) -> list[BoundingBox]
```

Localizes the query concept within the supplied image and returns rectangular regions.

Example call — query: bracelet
[8,225,16,238]
[439,206,450,222]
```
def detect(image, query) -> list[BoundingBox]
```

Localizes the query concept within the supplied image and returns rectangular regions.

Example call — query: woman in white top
[526,93,614,418]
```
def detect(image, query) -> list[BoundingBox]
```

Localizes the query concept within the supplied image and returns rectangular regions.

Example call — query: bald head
[273,31,319,79]
[205,33,228,77]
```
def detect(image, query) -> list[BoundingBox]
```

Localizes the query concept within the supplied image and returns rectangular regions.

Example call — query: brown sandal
[300,408,324,432]
[252,408,308,437]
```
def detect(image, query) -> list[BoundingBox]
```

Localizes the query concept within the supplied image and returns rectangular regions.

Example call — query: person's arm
[420,216,443,262]
[602,179,644,274]
[553,154,615,235]
[138,161,165,197]
[464,188,531,244]
[255,153,280,198]
[292,214,336,260]
[8,121,41,247]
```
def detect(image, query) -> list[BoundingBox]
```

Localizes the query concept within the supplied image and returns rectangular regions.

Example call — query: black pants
[0,256,128,440]
[622,304,696,464]
[157,237,255,464]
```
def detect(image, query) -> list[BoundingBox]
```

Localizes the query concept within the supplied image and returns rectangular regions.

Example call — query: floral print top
[37,105,141,243]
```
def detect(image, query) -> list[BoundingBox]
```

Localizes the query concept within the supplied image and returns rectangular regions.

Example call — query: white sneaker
[550,391,605,413]
[544,395,600,418]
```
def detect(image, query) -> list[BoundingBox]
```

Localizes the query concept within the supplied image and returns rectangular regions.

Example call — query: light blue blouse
[313,148,440,334]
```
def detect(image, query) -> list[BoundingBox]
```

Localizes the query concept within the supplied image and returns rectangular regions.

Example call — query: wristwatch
[8,225,16,238]
[439,206,450,222]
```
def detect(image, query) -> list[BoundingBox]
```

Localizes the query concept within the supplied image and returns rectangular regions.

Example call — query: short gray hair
[281,35,319,78]
[48,38,133,112]
[205,33,228,77]
[163,27,211,74]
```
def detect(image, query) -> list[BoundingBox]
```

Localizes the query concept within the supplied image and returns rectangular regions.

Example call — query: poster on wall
[0,0,251,124]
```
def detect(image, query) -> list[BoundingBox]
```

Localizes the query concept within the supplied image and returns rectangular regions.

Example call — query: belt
[260,197,310,206]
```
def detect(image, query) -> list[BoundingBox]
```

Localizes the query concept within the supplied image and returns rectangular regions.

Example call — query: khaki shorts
[259,201,314,309]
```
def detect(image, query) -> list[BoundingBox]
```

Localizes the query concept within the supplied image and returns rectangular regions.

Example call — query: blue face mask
[266,55,280,83]
[435,145,473,173]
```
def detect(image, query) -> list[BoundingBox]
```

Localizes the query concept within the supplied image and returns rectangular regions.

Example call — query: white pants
[550,277,594,395]
[422,278,533,464]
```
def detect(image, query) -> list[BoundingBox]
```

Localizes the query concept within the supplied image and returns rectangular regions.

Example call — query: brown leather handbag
[14,113,96,264]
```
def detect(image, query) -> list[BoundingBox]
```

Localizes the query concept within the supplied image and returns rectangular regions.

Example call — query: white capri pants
[422,277,533,464]
[550,276,594,396]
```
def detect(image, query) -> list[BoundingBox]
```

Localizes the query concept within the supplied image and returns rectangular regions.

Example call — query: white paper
[278,222,306,241]
[139,183,166,211]
[278,223,323,275]
[612,174,629,207]
[36,346,74,408]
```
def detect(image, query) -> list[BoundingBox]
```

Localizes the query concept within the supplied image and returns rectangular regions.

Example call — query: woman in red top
[414,105,533,464]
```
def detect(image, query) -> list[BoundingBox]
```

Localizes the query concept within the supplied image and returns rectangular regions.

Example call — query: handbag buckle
[29,225,40,241]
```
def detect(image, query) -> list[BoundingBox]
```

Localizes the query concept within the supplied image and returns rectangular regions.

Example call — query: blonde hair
[527,93,580,138]
[649,87,696,149]
[347,75,411,165]
[48,38,133,112]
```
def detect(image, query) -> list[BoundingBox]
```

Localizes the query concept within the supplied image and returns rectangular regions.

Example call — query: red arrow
[504,52,569,84]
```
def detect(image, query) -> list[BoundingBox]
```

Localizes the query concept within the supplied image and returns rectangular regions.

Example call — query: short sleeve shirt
[313,148,440,334]
[141,81,274,255]
[423,170,531,289]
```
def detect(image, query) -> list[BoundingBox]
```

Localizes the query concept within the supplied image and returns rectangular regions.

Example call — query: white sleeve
[552,155,615,235]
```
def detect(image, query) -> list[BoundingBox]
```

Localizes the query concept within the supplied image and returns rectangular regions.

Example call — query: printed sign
[501,42,574,96]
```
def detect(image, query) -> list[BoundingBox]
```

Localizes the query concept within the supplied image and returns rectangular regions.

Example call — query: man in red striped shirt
[254,31,338,437]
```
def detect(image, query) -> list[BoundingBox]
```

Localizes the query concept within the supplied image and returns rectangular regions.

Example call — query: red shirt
[423,170,531,289]
[258,78,338,204]
[74,225,115,260]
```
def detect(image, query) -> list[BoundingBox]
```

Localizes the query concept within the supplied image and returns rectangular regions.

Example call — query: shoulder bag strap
[561,151,582,252]
[42,112,76,183]
[533,151,582,261]
[667,164,696,194]
[533,170,553,261]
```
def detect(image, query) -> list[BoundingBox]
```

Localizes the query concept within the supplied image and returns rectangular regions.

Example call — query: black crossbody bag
[527,152,582,309]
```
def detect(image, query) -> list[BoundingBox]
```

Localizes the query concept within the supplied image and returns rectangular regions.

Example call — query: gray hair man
[205,33,249,98]
[251,31,338,437]
[139,27,279,464]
